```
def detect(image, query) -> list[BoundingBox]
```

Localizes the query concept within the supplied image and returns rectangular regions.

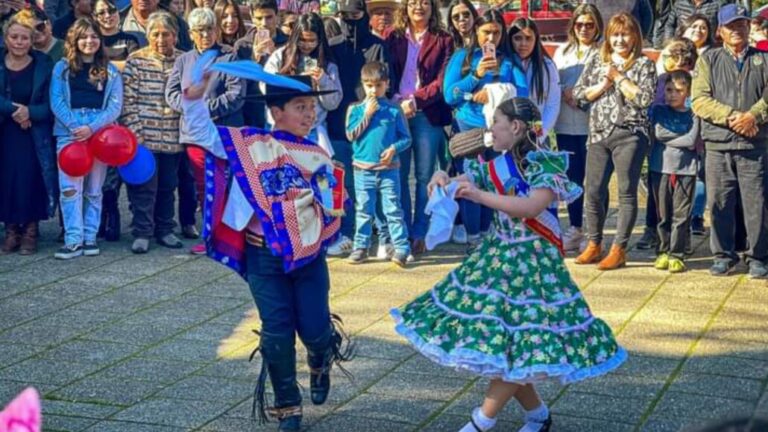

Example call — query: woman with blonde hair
[572,12,657,270]
[50,18,123,259]
[0,9,57,255]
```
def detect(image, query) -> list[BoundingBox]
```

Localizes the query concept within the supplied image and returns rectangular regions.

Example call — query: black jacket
[326,14,387,141]
[692,47,768,150]
[0,51,58,217]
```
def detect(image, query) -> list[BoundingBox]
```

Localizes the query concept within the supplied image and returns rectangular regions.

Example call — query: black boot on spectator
[636,228,658,250]
[102,190,120,242]
[690,216,706,236]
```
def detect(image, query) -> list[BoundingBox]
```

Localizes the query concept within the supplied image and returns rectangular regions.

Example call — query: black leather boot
[251,331,302,431]
[306,314,355,406]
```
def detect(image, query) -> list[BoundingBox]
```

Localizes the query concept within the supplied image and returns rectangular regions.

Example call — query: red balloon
[58,141,94,177]
[89,125,137,166]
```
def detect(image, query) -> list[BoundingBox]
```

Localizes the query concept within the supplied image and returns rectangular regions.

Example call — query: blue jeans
[693,179,706,218]
[556,134,588,229]
[353,168,410,254]
[400,112,446,240]
[56,110,108,247]
[331,139,355,238]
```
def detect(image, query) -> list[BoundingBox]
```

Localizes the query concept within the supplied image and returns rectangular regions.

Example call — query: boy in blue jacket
[345,61,412,266]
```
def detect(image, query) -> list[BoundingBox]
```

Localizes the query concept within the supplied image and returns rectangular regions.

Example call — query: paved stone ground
[1,207,767,432]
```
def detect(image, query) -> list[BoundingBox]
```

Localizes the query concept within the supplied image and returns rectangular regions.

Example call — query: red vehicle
[499,0,578,42]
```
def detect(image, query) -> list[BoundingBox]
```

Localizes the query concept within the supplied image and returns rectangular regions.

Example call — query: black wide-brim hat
[207,61,336,101]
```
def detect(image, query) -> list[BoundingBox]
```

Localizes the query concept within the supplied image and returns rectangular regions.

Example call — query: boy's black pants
[650,171,695,259]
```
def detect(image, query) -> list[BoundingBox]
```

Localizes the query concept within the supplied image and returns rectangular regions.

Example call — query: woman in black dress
[0,10,57,255]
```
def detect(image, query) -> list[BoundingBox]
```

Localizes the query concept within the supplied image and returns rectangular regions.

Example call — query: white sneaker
[562,226,584,252]
[452,225,468,244]
[327,235,353,256]
[376,242,394,260]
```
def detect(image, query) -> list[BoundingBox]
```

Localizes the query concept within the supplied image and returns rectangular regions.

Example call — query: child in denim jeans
[50,18,123,259]
[345,62,411,267]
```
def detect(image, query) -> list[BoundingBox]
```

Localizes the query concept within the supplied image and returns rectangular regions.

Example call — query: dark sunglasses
[94,7,117,17]
[451,11,470,21]
[34,22,46,32]
[574,22,595,30]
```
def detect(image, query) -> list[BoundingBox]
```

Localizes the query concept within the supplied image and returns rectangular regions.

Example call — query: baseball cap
[718,4,749,26]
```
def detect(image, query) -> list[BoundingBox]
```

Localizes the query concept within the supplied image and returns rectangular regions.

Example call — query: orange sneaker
[597,244,626,270]
[574,241,602,264]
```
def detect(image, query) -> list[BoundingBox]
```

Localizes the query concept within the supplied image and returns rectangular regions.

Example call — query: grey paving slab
[0,358,101,386]
[667,372,764,402]
[41,399,122,419]
[39,340,140,365]
[308,413,416,432]
[0,380,59,403]
[333,392,443,425]
[81,321,184,346]
[42,414,99,432]
[194,359,259,381]
[102,358,204,384]
[420,413,523,432]
[551,391,652,425]
[112,398,232,429]
[549,414,635,432]
[0,341,46,366]
[84,420,186,431]
[651,391,755,422]
[366,371,469,402]
[197,416,273,431]
[681,355,768,381]
[155,375,253,402]
[177,321,243,342]
[50,376,167,406]
[141,338,224,362]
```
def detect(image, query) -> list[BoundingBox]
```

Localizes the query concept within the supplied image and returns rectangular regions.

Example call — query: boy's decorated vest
[204,127,346,278]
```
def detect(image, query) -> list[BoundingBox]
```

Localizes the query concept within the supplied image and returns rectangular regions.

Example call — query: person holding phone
[264,12,342,152]
[233,0,287,128]
[509,17,560,142]
[442,9,526,252]
[385,0,453,258]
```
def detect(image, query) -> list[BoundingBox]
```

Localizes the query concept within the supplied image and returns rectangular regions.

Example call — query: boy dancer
[182,67,351,431]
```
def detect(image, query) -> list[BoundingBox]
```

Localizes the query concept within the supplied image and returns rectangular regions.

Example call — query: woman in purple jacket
[385,0,453,257]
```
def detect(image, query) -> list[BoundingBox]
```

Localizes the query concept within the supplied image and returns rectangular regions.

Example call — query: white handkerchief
[425,181,459,251]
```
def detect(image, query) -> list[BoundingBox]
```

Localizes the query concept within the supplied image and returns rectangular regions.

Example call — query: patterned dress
[391,150,627,384]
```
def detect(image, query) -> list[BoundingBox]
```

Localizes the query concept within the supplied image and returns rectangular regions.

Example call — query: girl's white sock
[458,407,497,432]
[518,403,550,432]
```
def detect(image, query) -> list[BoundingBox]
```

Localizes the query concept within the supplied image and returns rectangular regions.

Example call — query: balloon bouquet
[57,125,156,184]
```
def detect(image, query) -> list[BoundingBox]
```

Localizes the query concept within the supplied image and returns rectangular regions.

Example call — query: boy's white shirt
[182,97,254,231]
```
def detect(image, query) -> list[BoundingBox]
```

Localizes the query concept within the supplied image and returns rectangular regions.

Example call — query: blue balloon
[118,146,156,185]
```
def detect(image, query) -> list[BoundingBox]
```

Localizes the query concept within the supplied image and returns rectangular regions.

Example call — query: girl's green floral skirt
[391,235,627,384]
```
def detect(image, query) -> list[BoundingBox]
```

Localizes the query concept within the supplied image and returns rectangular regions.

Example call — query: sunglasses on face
[451,11,470,21]
[574,22,595,30]
[34,22,46,32]
[94,7,117,17]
